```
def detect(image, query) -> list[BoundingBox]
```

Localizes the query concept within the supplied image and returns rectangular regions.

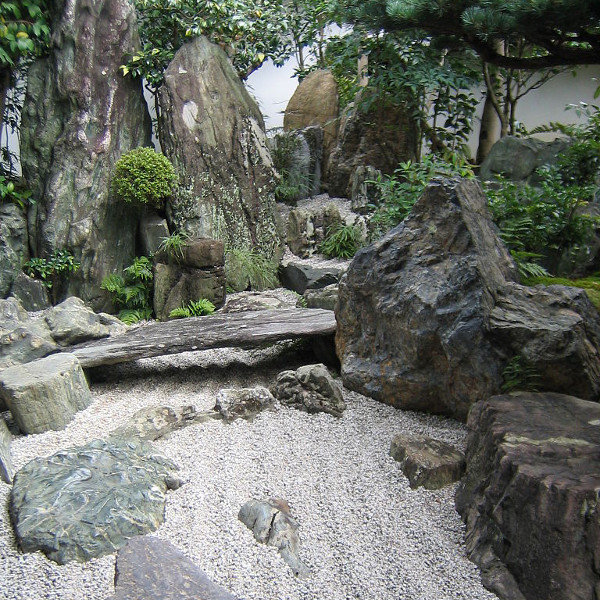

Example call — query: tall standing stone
[21,0,152,311]
[158,37,281,261]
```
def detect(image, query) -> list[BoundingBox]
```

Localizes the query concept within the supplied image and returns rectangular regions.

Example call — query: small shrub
[225,248,279,292]
[158,230,190,262]
[23,249,80,289]
[0,175,34,210]
[112,147,177,209]
[319,223,363,259]
[501,355,540,393]
[168,298,215,319]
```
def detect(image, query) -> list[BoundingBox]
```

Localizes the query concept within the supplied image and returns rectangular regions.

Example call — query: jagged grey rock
[0,417,13,484]
[455,392,600,600]
[272,363,345,417]
[280,262,344,295]
[286,202,344,258]
[110,536,238,600]
[20,0,152,310]
[158,36,281,261]
[351,165,382,214]
[10,438,180,564]
[0,353,92,434]
[214,387,276,422]
[10,272,51,311]
[139,214,170,257]
[238,498,310,578]
[0,202,28,299]
[390,433,465,489]
[302,284,338,311]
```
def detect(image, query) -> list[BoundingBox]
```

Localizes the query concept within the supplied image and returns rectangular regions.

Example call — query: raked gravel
[0,341,497,600]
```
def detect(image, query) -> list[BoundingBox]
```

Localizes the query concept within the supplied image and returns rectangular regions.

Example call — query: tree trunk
[476,92,500,164]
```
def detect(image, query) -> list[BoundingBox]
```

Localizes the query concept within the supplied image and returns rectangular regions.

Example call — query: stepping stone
[0,353,92,434]
[11,438,180,564]
[110,536,238,600]
[390,433,465,489]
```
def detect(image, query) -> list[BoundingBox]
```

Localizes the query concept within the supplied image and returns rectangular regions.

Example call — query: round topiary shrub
[112,147,177,209]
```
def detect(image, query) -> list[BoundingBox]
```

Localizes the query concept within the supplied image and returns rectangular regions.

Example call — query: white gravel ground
[0,339,497,600]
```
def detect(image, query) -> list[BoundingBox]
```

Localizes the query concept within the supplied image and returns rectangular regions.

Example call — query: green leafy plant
[501,355,540,393]
[158,230,190,262]
[225,248,279,292]
[23,249,80,290]
[101,256,154,323]
[168,298,215,319]
[319,223,363,259]
[270,131,310,203]
[112,147,177,209]
[0,175,34,209]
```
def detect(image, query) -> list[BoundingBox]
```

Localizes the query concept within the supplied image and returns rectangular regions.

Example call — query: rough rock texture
[0,202,28,298]
[284,70,339,183]
[214,387,276,422]
[238,498,310,578]
[336,178,600,420]
[158,37,281,261]
[272,363,345,417]
[20,0,152,310]
[0,416,13,484]
[390,433,465,490]
[480,136,571,184]
[280,262,344,295]
[351,165,382,214]
[10,438,180,564]
[110,536,239,600]
[455,392,600,600]
[0,353,92,434]
[139,214,170,257]
[220,292,288,313]
[327,92,418,198]
[10,272,51,311]
[302,284,338,311]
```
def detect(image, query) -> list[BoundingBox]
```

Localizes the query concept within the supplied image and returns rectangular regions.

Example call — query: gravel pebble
[0,344,496,600]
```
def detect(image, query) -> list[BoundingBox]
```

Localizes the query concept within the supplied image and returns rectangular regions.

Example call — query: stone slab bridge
[67,309,337,368]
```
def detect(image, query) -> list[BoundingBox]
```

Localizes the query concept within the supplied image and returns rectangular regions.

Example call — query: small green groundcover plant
[112,147,177,209]
[169,298,215,319]
[225,248,279,292]
[101,256,154,324]
[158,230,190,262]
[501,354,540,393]
[24,249,80,289]
[319,223,364,259]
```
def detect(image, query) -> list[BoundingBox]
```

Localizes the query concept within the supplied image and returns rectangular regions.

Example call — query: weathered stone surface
[153,262,226,321]
[10,438,180,564]
[480,136,570,184]
[21,0,152,310]
[180,238,225,269]
[284,70,339,181]
[111,536,238,600]
[158,37,281,261]
[10,272,51,312]
[302,284,338,311]
[272,363,345,417]
[0,202,28,298]
[68,308,336,367]
[140,214,170,257]
[280,262,344,295]
[0,416,13,484]
[455,393,600,600]
[350,165,382,214]
[45,296,126,346]
[214,387,276,422]
[327,92,418,198]
[238,498,310,578]
[221,292,288,313]
[390,433,465,489]
[0,353,92,434]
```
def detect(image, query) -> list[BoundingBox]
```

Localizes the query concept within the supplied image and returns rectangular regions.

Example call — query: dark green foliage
[319,223,363,259]
[0,175,34,210]
[112,147,177,209]
[501,355,540,393]
[225,248,279,292]
[101,256,154,324]
[168,298,215,319]
[270,131,309,203]
[23,250,80,290]
[158,231,190,262]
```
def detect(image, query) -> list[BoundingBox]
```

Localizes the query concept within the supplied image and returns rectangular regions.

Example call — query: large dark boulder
[158,37,281,261]
[455,393,600,600]
[336,178,600,420]
[20,0,152,311]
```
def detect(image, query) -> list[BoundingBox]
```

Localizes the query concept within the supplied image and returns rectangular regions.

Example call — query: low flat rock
[67,309,336,368]
[390,433,465,489]
[455,392,600,600]
[110,536,238,600]
[214,387,276,422]
[280,262,344,295]
[11,438,180,564]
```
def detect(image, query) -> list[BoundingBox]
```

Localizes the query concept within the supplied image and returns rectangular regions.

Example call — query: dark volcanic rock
[21,0,152,310]
[11,438,180,564]
[455,392,600,600]
[280,262,344,295]
[110,536,238,600]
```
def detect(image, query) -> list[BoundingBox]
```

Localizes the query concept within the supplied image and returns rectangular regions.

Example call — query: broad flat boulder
[390,434,465,489]
[0,202,28,298]
[272,363,345,417]
[455,393,600,600]
[20,0,151,310]
[214,387,276,422]
[0,353,92,434]
[0,417,13,484]
[110,536,238,600]
[158,37,281,261]
[11,438,180,564]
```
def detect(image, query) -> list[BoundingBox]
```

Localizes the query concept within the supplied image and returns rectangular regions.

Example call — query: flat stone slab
[110,536,238,600]
[0,352,92,434]
[67,309,336,368]
[390,433,465,489]
[11,438,180,564]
